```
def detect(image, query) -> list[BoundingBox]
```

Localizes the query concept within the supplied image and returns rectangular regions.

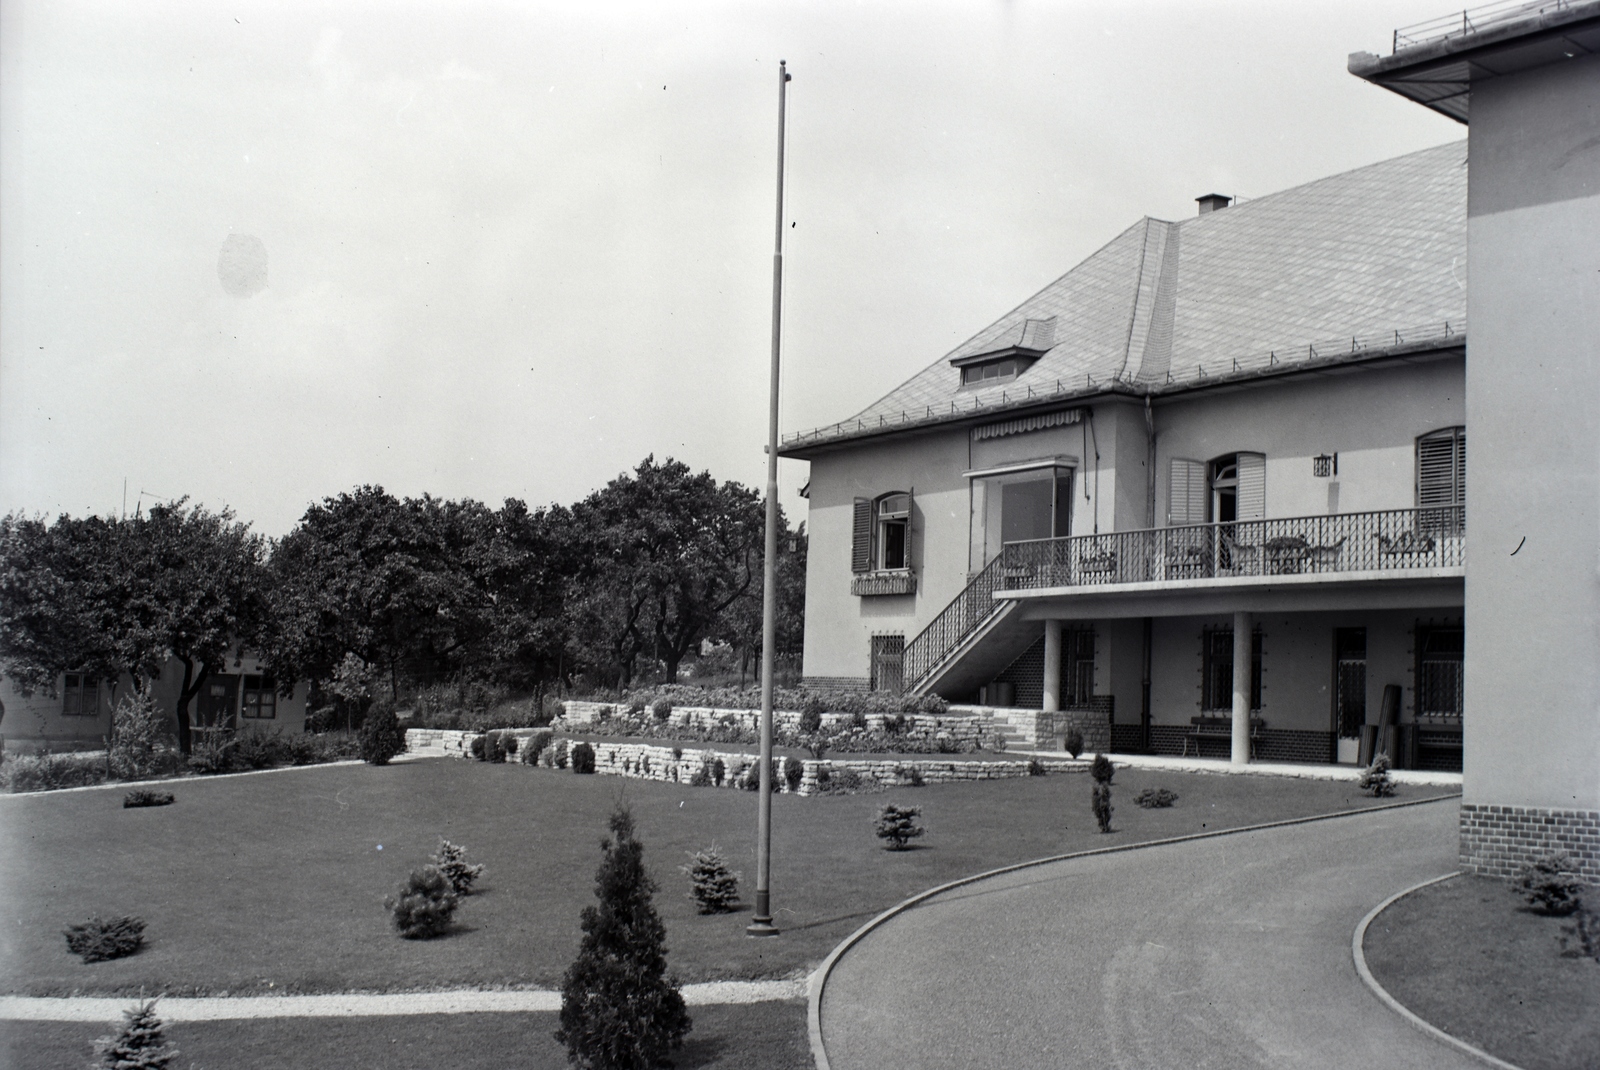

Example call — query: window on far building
[62,673,100,717]
[1201,627,1262,713]
[876,493,911,570]
[960,357,1023,386]
[241,675,277,719]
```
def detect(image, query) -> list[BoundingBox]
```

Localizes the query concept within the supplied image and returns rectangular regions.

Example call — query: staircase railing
[903,553,1011,691]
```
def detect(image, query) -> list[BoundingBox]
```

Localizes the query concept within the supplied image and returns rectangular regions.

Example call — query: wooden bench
[1182,716,1265,758]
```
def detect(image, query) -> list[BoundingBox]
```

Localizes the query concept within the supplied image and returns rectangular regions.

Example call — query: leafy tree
[568,457,763,687]
[557,807,690,1069]
[0,502,270,754]
[268,487,502,703]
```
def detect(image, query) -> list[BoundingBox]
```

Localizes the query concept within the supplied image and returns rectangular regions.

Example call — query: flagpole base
[746,891,779,937]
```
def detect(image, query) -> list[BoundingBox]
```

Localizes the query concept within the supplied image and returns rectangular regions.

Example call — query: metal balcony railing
[903,553,1009,691]
[997,506,1465,591]
[1392,0,1573,52]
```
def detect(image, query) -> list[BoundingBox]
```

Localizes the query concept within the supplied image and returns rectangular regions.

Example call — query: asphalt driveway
[818,797,1479,1070]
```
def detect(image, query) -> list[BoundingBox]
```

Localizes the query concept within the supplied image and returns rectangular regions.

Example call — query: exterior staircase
[905,554,1039,699]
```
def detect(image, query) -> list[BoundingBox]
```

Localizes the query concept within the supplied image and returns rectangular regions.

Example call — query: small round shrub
[359,705,404,765]
[570,742,596,774]
[553,739,570,769]
[469,735,486,760]
[1135,787,1179,809]
[1090,754,1115,784]
[627,699,647,718]
[64,916,146,963]
[906,765,925,787]
[1513,852,1588,915]
[122,790,175,808]
[652,698,674,722]
[1357,754,1395,797]
[504,735,519,755]
[521,729,553,766]
[798,704,823,734]
[386,865,458,939]
[681,845,741,914]
[917,692,948,715]
[849,710,868,731]
[875,803,924,849]
[883,714,906,735]
[783,756,803,792]
[1027,759,1046,777]
[1064,727,1085,759]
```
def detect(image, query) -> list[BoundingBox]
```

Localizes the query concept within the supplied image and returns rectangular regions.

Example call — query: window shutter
[1168,459,1206,525]
[903,488,915,570]
[1236,452,1266,521]
[1417,428,1464,507]
[851,498,872,573]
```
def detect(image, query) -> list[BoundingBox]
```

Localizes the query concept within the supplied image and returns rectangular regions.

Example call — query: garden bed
[0,757,1458,999]
[1363,873,1600,1070]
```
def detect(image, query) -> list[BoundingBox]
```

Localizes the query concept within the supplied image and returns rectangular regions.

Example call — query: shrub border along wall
[404,728,1085,796]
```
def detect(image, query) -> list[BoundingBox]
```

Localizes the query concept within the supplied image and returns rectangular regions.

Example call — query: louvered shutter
[1417,432,1458,507]
[851,498,872,573]
[1236,452,1266,521]
[1168,459,1206,525]
[903,489,915,569]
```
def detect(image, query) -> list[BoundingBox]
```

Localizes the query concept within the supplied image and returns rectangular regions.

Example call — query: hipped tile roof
[787,141,1467,450]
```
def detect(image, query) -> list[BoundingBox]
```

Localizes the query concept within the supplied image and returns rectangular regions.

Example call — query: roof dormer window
[960,357,1025,387]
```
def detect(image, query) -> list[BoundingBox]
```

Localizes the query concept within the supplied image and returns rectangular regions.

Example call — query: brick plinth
[1459,804,1600,883]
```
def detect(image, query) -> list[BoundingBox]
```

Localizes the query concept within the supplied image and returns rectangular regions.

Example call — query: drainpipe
[1144,393,1156,528]
[1141,616,1152,752]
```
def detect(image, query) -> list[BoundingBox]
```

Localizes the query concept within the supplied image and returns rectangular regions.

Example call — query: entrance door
[194,673,240,739]
[1334,628,1366,763]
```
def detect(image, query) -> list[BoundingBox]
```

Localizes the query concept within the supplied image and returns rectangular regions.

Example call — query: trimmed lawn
[0,1000,814,1070]
[0,757,1455,997]
[1364,873,1600,1070]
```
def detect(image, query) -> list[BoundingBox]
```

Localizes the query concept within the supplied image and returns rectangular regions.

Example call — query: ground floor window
[1334,628,1366,739]
[870,635,905,694]
[1201,627,1262,712]
[1416,624,1464,721]
[1065,628,1095,707]
[242,675,277,719]
[62,673,100,717]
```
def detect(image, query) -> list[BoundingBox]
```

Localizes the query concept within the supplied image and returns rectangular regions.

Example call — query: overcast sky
[0,0,1461,536]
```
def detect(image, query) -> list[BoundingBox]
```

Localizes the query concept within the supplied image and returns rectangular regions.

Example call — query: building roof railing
[781,318,1465,451]
[1392,0,1574,52]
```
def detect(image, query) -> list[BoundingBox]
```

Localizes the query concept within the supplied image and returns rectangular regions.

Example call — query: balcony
[996,506,1464,593]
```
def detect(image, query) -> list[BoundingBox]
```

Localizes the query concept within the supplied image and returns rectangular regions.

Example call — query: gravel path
[818,797,1479,1070]
[0,980,805,1022]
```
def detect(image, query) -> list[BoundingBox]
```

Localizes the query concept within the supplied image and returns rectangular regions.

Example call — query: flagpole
[748,58,790,939]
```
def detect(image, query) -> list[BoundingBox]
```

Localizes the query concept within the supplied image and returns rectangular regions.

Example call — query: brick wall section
[994,638,1045,709]
[1110,724,1146,753]
[1145,725,1333,764]
[1460,805,1600,884]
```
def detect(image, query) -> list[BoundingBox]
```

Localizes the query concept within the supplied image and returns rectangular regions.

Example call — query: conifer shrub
[875,803,924,850]
[1357,754,1395,797]
[918,692,949,714]
[63,916,146,963]
[849,710,868,731]
[627,699,647,719]
[681,845,740,914]
[1560,903,1600,961]
[1090,754,1115,784]
[556,807,691,1069]
[470,735,487,760]
[109,687,179,780]
[1134,787,1179,809]
[123,790,175,808]
[689,762,712,788]
[783,756,804,792]
[1092,782,1114,833]
[711,756,725,786]
[386,864,459,939]
[798,701,823,735]
[813,766,832,791]
[553,739,570,769]
[1027,759,1046,777]
[93,999,175,1069]
[431,839,485,896]
[1064,727,1085,759]
[359,704,404,765]
[521,729,553,765]
[1512,852,1588,915]
[504,734,519,755]
[570,742,596,774]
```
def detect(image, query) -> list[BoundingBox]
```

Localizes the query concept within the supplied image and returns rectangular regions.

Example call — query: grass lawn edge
[1352,872,1529,1070]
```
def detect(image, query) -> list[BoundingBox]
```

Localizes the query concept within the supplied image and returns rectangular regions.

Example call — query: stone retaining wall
[558,702,997,747]
[402,728,1087,797]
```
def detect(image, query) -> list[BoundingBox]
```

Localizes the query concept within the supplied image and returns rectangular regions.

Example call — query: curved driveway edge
[1351,874,1528,1070]
[808,792,1462,1070]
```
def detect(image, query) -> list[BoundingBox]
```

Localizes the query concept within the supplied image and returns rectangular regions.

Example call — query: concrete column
[1231,611,1251,765]
[1042,619,1062,713]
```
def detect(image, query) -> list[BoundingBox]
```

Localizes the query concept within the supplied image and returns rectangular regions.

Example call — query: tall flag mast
[748,58,791,939]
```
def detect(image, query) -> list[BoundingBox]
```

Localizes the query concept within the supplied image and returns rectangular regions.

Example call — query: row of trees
[0,457,806,751]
